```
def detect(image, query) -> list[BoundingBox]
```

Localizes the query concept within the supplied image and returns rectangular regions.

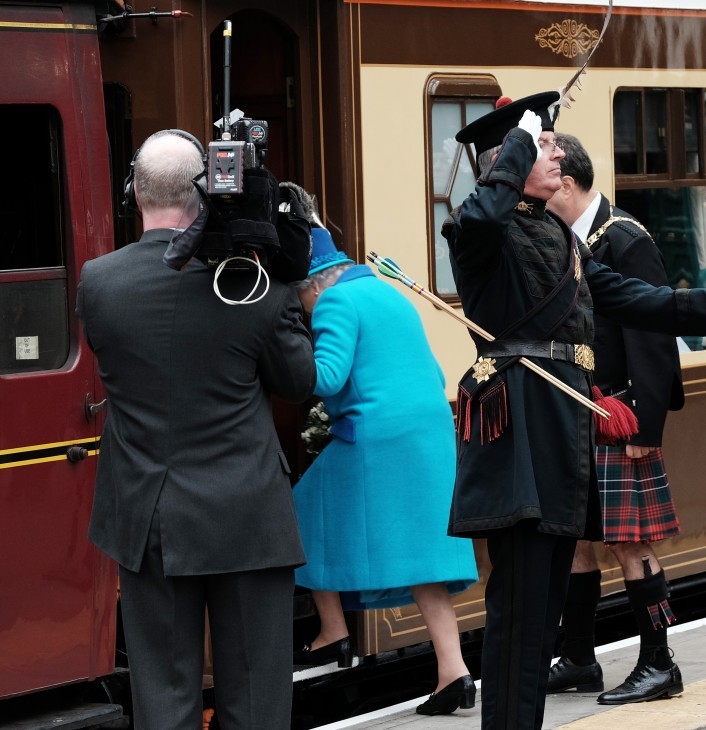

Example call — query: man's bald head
[134,131,205,216]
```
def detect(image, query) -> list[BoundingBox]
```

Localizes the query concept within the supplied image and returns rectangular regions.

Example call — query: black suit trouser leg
[481,523,576,730]
[206,566,294,730]
[119,507,295,730]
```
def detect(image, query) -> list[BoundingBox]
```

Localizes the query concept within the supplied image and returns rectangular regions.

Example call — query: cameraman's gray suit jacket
[77,228,316,575]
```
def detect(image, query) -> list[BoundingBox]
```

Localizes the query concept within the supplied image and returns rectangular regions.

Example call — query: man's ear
[561,175,576,195]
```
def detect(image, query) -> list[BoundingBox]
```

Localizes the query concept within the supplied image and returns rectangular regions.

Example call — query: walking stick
[367,252,609,420]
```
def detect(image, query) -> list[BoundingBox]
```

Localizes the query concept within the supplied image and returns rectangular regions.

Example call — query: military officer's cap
[456,91,560,153]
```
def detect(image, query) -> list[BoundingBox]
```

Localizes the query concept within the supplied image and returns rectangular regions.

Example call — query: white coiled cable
[212,253,270,305]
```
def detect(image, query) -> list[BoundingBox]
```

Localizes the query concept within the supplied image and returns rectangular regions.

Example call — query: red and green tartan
[595,445,680,543]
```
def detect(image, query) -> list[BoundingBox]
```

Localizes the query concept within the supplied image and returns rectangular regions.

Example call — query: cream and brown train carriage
[328,0,706,656]
[95,0,706,659]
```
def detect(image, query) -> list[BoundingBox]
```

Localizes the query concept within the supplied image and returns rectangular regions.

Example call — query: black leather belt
[478,340,595,372]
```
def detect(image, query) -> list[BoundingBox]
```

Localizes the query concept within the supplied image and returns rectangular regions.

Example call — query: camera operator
[76,130,316,730]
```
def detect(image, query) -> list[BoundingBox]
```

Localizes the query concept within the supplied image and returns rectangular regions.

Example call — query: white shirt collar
[572,191,602,244]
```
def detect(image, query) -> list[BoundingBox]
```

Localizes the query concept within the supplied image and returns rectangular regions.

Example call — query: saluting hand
[517,110,543,161]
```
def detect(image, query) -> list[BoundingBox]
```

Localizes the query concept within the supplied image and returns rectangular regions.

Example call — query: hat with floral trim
[308,227,354,275]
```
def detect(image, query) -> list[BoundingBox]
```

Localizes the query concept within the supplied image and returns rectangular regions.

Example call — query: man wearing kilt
[546,133,684,704]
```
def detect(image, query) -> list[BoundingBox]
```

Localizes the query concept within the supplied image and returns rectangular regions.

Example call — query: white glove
[517,110,542,160]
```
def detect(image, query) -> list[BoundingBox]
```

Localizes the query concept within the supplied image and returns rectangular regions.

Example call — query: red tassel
[479,379,509,445]
[592,386,639,446]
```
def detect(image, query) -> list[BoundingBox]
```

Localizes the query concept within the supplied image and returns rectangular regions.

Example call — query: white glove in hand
[517,110,542,160]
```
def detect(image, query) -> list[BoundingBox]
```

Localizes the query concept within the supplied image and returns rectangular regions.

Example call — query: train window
[426,75,501,300]
[613,89,669,176]
[684,89,701,175]
[614,87,706,351]
[646,90,668,174]
[613,91,642,175]
[0,104,69,373]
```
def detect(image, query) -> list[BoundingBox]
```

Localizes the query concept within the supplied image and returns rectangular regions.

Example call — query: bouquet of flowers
[301,401,332,456]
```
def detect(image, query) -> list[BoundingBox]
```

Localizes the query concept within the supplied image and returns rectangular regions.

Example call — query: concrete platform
[317,618,706,730]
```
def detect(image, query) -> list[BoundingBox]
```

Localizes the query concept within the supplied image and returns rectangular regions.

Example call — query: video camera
[163,20,312,286]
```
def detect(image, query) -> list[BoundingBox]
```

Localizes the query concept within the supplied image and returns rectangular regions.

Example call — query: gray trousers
[119,507,295,730]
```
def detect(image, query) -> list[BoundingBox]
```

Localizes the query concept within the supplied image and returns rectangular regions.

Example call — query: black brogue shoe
[547,657,604,693]
[597,661,683,704]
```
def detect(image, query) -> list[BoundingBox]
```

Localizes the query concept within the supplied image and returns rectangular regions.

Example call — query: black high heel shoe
[293,636,353,668]
[416,673,476,715]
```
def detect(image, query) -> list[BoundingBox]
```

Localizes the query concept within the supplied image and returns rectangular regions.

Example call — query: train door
[208,7,315,481]
[0,3,116,698]
[210,9,300,184]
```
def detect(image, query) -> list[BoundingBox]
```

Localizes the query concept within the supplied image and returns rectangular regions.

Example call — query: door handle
[84,393,107,420]
[66,446,89,463]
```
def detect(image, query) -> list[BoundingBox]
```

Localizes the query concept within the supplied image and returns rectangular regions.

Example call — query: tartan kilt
[595,445,680,543]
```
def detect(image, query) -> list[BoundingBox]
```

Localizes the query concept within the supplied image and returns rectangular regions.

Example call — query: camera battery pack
[207,140,245,195]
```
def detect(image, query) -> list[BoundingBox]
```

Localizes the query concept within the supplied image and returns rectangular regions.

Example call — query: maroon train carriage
[0,1,123,726]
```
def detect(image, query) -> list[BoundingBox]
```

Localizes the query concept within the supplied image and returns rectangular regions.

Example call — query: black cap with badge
[455,91,560,153]
[454,1,614,154]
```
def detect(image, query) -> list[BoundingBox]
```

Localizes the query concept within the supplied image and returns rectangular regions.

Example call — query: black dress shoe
[416,674,476,715]
[597,661,683,704]
[547,657,604,693]
[293,636,353,668]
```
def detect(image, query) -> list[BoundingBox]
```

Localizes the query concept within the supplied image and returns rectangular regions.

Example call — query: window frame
[0,103,70,374]
[424,74,502,302]
[614,86,706,192]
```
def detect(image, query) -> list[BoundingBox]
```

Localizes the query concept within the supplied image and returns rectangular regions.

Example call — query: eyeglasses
[537,138,564,155]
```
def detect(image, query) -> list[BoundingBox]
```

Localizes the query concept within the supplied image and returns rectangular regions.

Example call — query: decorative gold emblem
[516,200,534,214]
[574,344,595,372]
[472,356,497,383]
[535,20,601,59]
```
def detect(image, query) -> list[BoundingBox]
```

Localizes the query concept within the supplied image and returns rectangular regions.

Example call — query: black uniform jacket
[588,194,684,446]
[442,128,706,539]
[77,229,317,575]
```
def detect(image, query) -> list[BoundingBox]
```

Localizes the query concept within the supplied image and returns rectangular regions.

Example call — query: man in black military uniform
[442,93,706,729]
[546,133,684,704]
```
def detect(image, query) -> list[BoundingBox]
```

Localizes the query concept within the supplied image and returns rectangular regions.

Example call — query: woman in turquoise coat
[292,228,478,716]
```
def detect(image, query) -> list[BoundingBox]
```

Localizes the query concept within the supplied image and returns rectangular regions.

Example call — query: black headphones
[122,129,207,210]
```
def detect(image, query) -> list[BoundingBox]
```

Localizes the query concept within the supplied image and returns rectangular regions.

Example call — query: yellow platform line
[557,678,706,729]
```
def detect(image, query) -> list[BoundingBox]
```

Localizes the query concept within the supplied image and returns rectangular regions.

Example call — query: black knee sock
[624,570,675,670]
[561,570,601,666]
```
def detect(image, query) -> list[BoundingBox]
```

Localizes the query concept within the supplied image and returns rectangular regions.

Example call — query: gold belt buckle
[573,344,595,371]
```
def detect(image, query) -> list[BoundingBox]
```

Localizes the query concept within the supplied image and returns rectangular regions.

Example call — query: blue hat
[309,227,354,275]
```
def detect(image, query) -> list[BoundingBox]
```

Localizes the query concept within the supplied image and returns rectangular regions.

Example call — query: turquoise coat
[293,265,477,609]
